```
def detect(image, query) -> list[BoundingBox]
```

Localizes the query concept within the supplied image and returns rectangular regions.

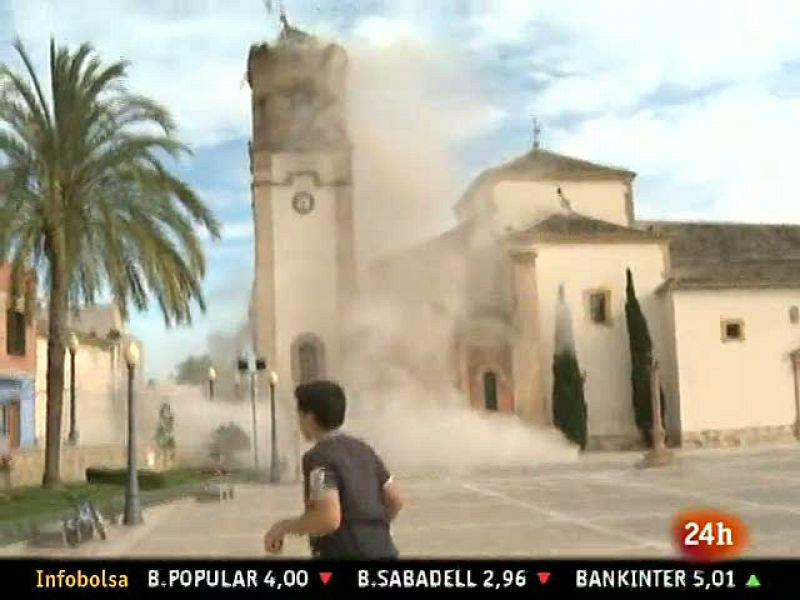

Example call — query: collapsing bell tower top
[247,14,350,153]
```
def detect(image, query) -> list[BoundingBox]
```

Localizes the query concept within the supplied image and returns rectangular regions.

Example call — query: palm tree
[0,39,221,486]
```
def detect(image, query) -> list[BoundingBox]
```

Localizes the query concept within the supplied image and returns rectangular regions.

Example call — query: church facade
[248,22,800,451]
[374,146,800,450]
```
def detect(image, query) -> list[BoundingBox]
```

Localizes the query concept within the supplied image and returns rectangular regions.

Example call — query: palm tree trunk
[42,244,68,487]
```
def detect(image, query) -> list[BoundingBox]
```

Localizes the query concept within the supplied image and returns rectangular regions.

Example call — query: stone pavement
[3,443,800,558]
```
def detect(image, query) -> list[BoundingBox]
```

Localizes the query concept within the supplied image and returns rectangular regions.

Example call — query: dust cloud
[339,223,577,474]
[138,381,301,473]
[143,34,577,477]
[555,283,577,355]
[335,38,578,474]
[347,43,466,263]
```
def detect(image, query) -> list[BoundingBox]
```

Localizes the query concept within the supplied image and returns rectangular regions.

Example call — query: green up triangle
[745,574,761,588]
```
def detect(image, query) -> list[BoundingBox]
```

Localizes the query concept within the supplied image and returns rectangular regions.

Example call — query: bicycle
[62,500,107,546]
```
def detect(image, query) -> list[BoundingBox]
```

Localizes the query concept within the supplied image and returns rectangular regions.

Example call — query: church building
[374,138,800,450]
[247,19,800,451]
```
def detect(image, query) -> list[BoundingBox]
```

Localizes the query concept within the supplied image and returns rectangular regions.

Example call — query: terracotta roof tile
[644,221,800,289]
[495,148,635,180]
[514,212,662,241]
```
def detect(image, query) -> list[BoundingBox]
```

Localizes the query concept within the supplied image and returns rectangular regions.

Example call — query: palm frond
[0,38,220,327]
[10,38,51,128]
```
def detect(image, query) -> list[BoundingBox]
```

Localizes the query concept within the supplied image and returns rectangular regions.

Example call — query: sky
[3,0,800,377]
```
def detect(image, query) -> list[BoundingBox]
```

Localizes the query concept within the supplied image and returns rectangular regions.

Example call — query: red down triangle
[319,572,333,585]
[537,572,551,584]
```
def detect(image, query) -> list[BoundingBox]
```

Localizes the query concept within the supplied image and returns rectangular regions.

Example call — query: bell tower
[248,17,356,389]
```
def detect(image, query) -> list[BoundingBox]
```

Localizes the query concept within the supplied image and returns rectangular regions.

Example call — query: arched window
[292,334,326,384]
[483,372,498,412]
[298,342,320,384]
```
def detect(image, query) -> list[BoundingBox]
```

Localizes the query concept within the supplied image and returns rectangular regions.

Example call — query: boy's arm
[375,451,404,521]
[279,488,341,537]
[271,466,341,539]
[383,477,404,522]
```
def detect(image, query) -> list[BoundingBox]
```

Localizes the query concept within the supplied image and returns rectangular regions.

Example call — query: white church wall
[672,289,800,436]
[492,180,631,231]
[533,241,670,442]
[270,167,342,390]
[655,288,683,443]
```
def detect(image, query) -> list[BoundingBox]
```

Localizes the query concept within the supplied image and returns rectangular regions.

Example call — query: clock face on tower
[292,191,315,215]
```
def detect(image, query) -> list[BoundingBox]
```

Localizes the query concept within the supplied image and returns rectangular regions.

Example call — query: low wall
[2,445,150,488]
[588,424,799,451]
[681,424,798,449]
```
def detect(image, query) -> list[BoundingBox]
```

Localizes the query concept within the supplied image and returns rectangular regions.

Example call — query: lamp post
[268,371,279,483]
[67,333,79,445]
[208,366,216,401]
[238,355,266,469]
[123,341,143,525]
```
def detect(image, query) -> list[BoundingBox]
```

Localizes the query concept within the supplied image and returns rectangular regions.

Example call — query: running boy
[263,381,403,559]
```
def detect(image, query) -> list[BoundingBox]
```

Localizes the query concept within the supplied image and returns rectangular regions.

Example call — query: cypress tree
[551,285,588,449]
[552,350,588,449]
[624,268,663,446]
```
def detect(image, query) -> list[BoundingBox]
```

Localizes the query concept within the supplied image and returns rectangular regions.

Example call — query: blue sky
[4,0,800,377]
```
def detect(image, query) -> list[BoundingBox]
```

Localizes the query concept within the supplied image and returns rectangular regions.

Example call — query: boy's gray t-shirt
[303,431,397,559]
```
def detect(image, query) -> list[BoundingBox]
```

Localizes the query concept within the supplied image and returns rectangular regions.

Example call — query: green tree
[552,352,587,449]
[624,268,664,446]
[174,354,213,385]
[551,284,587,449]
[209,422,250,467]
[155,403,176,467]
[0,40,220,486]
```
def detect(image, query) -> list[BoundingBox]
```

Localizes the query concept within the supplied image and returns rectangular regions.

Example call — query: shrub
[85,467,166,490]
[209,423,250,467]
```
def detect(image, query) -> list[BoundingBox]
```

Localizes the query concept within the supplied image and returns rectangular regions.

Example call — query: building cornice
[658,278,800,293]
[252,170,352,188]
[516,232,669,245]
[509,249,538,263]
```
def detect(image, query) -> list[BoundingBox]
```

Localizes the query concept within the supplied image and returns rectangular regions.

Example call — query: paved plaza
[3,444,800,558]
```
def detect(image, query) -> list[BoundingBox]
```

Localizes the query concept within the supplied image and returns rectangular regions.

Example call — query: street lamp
[268,371,279,483]
[67,333,79,445]
[123,341,143,525]
[238,355,266,469]
[208,366,217,401]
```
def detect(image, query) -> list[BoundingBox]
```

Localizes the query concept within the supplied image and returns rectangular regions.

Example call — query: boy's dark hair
[295,381,346,430]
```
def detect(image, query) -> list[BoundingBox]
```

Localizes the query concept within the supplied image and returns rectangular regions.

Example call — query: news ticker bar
[0,559,789,597]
